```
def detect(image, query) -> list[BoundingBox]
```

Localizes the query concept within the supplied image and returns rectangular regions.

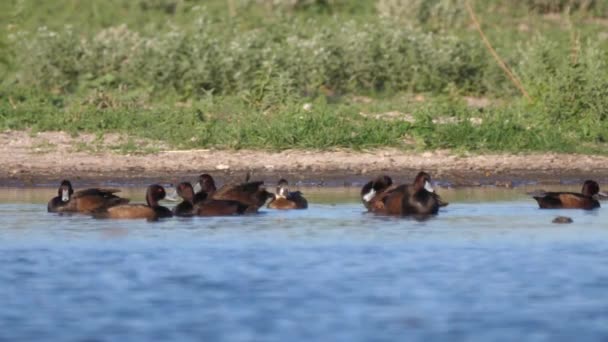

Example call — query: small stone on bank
[552,216,573,224]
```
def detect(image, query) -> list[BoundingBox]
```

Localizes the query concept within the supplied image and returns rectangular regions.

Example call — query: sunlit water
[1,186,607,341]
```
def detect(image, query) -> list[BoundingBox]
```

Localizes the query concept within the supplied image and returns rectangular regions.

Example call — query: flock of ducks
[47,174,307,221]
[47,172,606,221]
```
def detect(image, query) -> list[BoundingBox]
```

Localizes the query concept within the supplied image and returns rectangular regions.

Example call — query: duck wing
[73,188,122,198]
[214,181,265,197]
[399,186,440,215]
[213,181,268,208]
[374,184,407,215]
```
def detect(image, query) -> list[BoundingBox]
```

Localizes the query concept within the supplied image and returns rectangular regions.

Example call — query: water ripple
[0,199,607,341]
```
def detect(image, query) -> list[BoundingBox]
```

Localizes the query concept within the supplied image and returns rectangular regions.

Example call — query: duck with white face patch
[360,175,393,211]
[47,180,74,212]
[362,172,448,216]
[267,179,308,210]
[47,180,129,213]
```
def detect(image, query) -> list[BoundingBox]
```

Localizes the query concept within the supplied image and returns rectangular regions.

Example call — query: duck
[92,184,172,221]
[529,180,606,209]
[368,171,447,216]
[193,173,217,205]
[47,180,129,213]
[195,173,272,213]
[267,179,308,209]
[173,182,195,217]
[360,175,394,210]
[175,181,248,216]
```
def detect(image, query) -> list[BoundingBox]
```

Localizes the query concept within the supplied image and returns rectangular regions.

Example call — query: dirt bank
[1,131,607,187]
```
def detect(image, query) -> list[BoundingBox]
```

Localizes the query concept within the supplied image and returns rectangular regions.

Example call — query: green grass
[1,0,608,153]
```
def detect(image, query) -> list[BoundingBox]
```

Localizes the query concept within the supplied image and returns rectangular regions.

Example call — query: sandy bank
[1,131,607,187]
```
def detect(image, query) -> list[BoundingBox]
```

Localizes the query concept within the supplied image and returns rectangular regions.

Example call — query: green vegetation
[1,0,608,152]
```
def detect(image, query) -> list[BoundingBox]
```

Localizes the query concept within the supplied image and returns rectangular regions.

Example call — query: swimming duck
[369,171,447,216]
[529,180,606,210]
[176,181,248,216]
[196,174,272,213]
[93,184,172,221]
[267,179,308,209]
[173,182,195,217]
[47,180,129,213]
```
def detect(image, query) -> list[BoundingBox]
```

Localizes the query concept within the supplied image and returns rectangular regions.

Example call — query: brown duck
[176,181,248,216]
[267,179,308,209]
[197,174,272,213]
[47,180,129,213]
[93,184,172,221]
[368,172,447,216]
[530,180,606,210]
[193,174,217,205]
[173,182,196,217]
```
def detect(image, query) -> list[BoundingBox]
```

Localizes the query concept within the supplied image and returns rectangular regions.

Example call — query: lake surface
[1,186,607,341]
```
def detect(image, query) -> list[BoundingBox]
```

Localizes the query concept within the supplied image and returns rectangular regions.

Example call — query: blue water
[1,191,608,341]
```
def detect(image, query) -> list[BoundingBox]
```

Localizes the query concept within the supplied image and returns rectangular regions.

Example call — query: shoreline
[2,131,607,188]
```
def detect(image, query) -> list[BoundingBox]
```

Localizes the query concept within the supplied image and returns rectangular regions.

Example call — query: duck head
[177,182,195,203]
[146,184,166,207]
[413,172,434,193]
[276,179,289,198]
[582,180,608,198]
[194,174,217,194]
[362,175,393,202]
[581,180,599,197]
[58,180,74,202]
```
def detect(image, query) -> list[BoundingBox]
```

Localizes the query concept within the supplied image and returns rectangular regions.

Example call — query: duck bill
[424,181,434,193]
[61,189,70,202]
[595,191,608,200]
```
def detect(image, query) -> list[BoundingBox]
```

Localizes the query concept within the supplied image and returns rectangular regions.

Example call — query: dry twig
[465,0,532,101]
